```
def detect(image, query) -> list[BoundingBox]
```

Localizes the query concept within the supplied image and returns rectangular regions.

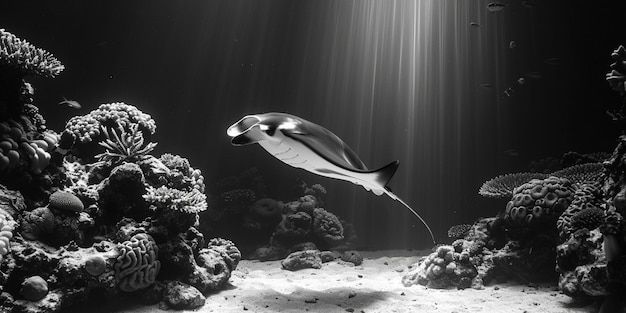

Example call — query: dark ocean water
[2,0,625,249]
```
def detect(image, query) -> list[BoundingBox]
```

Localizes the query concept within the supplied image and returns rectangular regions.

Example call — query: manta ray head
[226,113,301,146]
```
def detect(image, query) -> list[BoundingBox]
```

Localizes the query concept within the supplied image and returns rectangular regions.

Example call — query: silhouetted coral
[479,172,548,198]
[0,29,64,78]
[606,45,626,96]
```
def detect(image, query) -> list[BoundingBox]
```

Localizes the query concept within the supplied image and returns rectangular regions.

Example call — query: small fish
[503,87,515,97]
[509,41,516,49]
[521,0,534,9]
[487,2,505,12]
[58,97,81,109]
[481,83,493,88]
[544,57,561,66]
[470,22,480,27]
[227,112,436,244]
[517,77,525,85]
[525,72,542,79]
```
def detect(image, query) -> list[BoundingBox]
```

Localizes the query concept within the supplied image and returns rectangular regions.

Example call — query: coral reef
[114,233,161,292]
[0,29,64,78]
[478,172,548,198]
[503,176,573,235]
[0,29,240,312]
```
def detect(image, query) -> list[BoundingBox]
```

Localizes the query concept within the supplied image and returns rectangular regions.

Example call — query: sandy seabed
[116,250,598,313]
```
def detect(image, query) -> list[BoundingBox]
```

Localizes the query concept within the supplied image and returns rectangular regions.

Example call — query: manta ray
[227,112,436,244]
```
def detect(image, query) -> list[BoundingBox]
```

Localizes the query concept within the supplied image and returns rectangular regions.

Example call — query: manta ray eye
[266,126,277,136]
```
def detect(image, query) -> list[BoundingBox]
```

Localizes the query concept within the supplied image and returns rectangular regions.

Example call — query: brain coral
[479,172,548,198]
[312,208,344,245]
[114,233,161,292]
[557,183,604,240]
[0,28,64,77]
[504,176,574,230]
[49,190,84,213]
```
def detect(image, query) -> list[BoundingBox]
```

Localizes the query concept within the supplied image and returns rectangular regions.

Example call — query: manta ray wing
[282,120,368,172]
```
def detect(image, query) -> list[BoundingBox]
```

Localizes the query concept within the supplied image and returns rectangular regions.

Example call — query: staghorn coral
[504,176,574,232]
[0,29,64,78]
[550,163,605,185]
[447,224,472,239]
[143,185,207,214]
[114,232,161,292]
[479,172,548,198]
[94,123,157,168]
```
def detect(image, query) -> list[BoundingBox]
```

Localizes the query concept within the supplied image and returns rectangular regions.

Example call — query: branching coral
[158,153,205,193]
[94,123,157,168]
[0,29,64,78]
[114,233,161,292]
[143,186,207,214]
[64,102,156,145]
[479,172,548,198]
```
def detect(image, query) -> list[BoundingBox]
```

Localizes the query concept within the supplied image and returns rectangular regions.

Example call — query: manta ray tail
[374,161,437,245]
[374,161,400,187]
[387,190,437,245]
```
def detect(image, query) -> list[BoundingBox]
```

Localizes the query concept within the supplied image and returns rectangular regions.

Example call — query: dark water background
[2,0,625,249]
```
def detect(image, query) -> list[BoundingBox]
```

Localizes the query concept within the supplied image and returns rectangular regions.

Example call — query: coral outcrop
[0,29,240,312]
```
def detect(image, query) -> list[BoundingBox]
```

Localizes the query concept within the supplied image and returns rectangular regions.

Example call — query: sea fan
[478,172,548,198]
[94,122,157,168]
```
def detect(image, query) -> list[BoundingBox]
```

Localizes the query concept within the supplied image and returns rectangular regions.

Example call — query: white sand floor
[118,250,598,313]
